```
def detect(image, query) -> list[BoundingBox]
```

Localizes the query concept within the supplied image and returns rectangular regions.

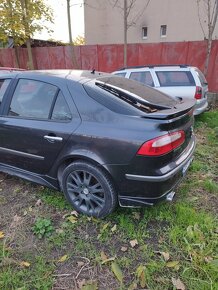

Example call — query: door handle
[44,135,63,143]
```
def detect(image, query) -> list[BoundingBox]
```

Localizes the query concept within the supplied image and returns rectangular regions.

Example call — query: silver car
[113,65,208,115]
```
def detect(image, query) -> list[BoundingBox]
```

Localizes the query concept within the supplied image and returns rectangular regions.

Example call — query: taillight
[195,86,202,99]
[137,131,185,156]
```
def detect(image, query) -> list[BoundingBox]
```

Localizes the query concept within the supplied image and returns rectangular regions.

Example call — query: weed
[32,218,54,239]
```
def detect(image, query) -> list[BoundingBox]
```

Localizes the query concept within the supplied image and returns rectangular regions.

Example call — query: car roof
[0,69,110,83]
[115,65,196,71]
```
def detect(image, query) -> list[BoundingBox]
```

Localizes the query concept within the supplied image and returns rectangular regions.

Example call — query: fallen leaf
[132,212,140,220]
[23,210,28,216]
[166,261,180,268]
[102,222,110,231]
[20,261,30,268]
[58,255,68,263]
[136,265,146,288]
[111,262,123,283]
[77,261,85,267]
[158,236,165,243]
[111,224,117,232]
[35,199,42,206]
[156,251,170,261]
[121,246,128,252]
[67,216,77,224]
[172,277,186,290]
[130,239,138,248]
[128,281,138,290]
[101,256,116,265]
[100,251,108,262]
[28,206,33,212]
[204,256,213,263]
[186,225,194,238]
[0,231,5,239]
[71,210,79,217]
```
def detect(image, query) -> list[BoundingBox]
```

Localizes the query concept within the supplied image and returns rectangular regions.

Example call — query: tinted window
[156,71,195,87]
[84,76,177,115]
[0,79,10,106]
[52,91,72,121]
[114,72,126,77]
[9,79,57,118]
[94,76,177,107]
[129,71,154,87]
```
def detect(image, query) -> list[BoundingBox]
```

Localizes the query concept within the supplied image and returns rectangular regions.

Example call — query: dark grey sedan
[0,70,196,217]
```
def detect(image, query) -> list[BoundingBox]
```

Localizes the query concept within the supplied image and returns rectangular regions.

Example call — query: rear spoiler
[142,99,195,120]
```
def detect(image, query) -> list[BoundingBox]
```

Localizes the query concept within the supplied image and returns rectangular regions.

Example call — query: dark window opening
[160,25,167,37]
[142,27,148,39]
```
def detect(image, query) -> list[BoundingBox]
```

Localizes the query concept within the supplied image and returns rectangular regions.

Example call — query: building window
[160,25,167,37]
[142,27,148,39]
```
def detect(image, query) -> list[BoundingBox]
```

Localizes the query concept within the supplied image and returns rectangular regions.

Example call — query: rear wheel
[61,161,117,218]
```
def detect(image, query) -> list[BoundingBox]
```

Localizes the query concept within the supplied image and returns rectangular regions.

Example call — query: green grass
[0,254,54,290]
[38,187,71,210]
[195,110,218,129]
[0,110,217,290]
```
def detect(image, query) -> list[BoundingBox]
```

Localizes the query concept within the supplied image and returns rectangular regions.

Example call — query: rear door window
[129,71,154,87]
[51,91,72,121]
[0,79,11,108]
[156,71,195,87]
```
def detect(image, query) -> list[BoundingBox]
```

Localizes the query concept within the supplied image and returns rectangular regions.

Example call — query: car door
[0,77,81,175]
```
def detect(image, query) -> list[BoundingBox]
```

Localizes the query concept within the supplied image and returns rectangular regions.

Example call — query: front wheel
[61,161,117,218]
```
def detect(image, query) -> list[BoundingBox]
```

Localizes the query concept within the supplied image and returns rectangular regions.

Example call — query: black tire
[61,161,117,218]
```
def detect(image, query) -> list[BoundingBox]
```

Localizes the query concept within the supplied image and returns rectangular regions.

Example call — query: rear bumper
[194,99,208,115]
[125,140,195,183]
[110,135,196,207]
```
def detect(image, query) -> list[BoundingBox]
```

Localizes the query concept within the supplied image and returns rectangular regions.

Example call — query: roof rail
[117,64,188,70]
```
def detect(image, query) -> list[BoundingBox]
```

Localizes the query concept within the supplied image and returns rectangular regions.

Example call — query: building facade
[84,0,218,45]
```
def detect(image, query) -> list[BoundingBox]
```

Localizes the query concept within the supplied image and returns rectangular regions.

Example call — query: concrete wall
[84,0,218,44]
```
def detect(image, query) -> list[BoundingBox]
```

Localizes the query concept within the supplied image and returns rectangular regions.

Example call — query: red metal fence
[0,40,218,91]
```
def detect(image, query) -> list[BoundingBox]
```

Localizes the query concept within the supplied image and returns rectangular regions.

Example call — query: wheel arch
[57,153,114,191]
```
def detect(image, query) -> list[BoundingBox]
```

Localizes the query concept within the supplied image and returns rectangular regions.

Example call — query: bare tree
[67,0,79,68]
[110,0,150,67]
[197,0,218,75]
